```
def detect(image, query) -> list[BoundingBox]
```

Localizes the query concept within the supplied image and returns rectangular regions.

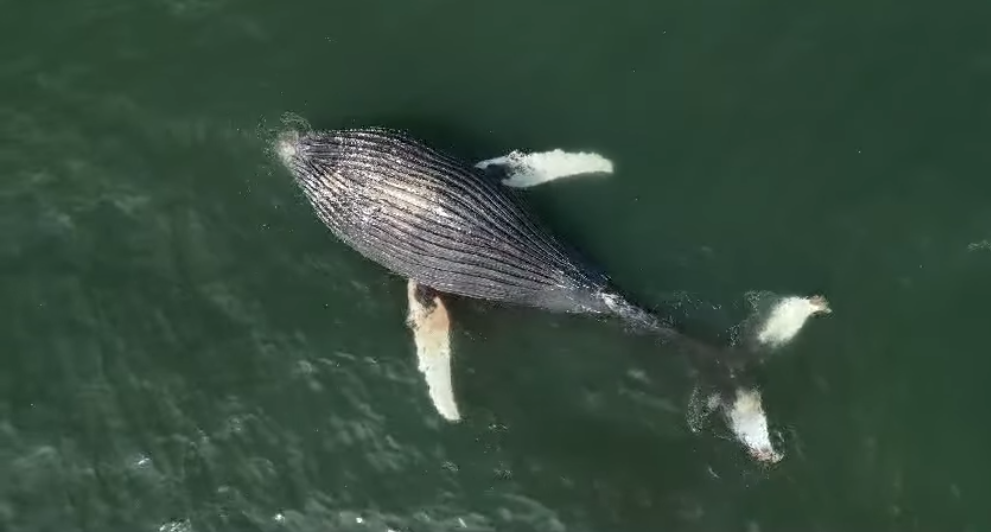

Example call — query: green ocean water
[2,0,990,530]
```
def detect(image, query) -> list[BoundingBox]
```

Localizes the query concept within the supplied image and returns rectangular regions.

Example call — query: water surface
[2,0,990,530]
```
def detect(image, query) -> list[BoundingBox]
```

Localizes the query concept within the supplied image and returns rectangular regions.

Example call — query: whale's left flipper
[406,279,461,422]
[475,149,614,189]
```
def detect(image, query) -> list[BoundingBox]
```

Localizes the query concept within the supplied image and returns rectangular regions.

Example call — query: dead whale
[276,125,829,463]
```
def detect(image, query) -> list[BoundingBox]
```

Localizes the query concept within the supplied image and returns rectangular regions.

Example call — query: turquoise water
[2,0,990,530]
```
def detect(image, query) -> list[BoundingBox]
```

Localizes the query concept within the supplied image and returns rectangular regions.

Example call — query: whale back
[279,127,614,314]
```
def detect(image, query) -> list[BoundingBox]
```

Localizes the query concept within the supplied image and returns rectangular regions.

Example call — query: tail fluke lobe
[602,290,785,462]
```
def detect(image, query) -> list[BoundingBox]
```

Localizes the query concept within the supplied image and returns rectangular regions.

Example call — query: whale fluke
[278,125,759,436]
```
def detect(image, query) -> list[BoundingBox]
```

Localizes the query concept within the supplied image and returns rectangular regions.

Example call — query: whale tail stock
[601,291,755,398]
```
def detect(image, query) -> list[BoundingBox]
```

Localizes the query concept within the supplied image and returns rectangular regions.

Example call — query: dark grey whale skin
[278,126,746,384]
[279,127,621,311]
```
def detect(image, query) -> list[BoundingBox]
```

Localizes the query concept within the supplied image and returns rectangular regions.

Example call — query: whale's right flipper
[475,149,614,189]
[406,279,461,422]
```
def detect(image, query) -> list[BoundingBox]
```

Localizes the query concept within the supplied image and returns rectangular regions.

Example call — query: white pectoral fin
[475,149,614,189]
[406,280,461,422]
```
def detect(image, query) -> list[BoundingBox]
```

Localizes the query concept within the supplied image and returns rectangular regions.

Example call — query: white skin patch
[406,280,460,422]
[474,149,614,189]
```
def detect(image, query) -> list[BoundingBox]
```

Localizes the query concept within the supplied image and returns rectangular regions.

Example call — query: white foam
[475,149,614,189]
[967,240,991,252]
[275,130,299,167]
[158,520,192,532]
[755,295,831,348]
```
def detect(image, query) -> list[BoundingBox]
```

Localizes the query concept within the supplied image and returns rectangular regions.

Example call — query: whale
[277,126,738,351]
[274,125,824,463]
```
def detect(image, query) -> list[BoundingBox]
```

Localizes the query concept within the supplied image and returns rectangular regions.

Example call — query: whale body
[277,126,738,365]
[280,129,636,310]
[274,127,817,462]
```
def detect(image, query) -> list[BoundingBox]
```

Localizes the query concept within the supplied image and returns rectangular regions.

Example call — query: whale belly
[278,127,612,314]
